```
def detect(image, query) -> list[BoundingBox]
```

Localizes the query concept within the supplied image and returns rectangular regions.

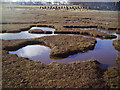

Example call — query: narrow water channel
[0,27,55,40]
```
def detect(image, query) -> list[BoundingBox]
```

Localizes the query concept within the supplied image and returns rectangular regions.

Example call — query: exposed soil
[39,35,96,58]
[116,30,120,35]
[29,29,52,34]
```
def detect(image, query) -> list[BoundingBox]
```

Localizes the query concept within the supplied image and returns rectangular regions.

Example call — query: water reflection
[0,27,56,40]
[80,28,117,35]
[9,39,119,67]
[0,31,53,40]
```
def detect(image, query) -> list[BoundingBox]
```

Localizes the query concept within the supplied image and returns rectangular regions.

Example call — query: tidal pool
[0,27,56,40]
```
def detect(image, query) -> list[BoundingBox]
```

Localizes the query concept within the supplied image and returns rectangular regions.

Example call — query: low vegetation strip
[28,29,117,39]
[40,35,97,58]
[2,49,107,88]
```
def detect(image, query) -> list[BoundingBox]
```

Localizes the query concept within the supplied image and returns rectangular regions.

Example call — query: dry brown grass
[3,49,107,88]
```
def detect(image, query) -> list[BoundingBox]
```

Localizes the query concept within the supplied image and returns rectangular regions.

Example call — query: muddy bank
[41,35,96,58]
[113,40,120,51]
[2,35,96,58]
[2,49,107,88]
[104,66,120,88]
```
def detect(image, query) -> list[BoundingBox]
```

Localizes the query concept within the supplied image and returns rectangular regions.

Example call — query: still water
[0,27,55,40]
[9,37,119,67]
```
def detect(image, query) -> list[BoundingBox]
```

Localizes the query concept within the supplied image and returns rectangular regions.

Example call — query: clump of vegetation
[28,29,52,34]
[39,35,97,58]
[113,40,120,51]
[116,30,120,35]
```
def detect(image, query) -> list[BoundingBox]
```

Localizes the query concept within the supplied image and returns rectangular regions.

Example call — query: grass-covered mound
[113,40,120,51]
[2,35,96,58]
[2,49,107,88]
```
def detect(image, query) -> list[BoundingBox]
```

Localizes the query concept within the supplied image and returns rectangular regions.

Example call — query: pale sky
[2,0,120,2]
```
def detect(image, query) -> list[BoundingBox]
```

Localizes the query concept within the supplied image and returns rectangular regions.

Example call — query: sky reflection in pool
[9,38,119,67]
[0,27,56,40]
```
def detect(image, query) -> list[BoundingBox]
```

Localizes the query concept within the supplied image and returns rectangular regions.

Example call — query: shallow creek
[0,27,55,40]
[1,27,120,67]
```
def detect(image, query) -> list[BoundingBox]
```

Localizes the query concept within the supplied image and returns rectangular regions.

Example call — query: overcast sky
[2,0,119,2]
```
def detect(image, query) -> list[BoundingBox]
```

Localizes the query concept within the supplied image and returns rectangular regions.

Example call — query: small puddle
[9,45,51,63]
[0,27,56,40]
